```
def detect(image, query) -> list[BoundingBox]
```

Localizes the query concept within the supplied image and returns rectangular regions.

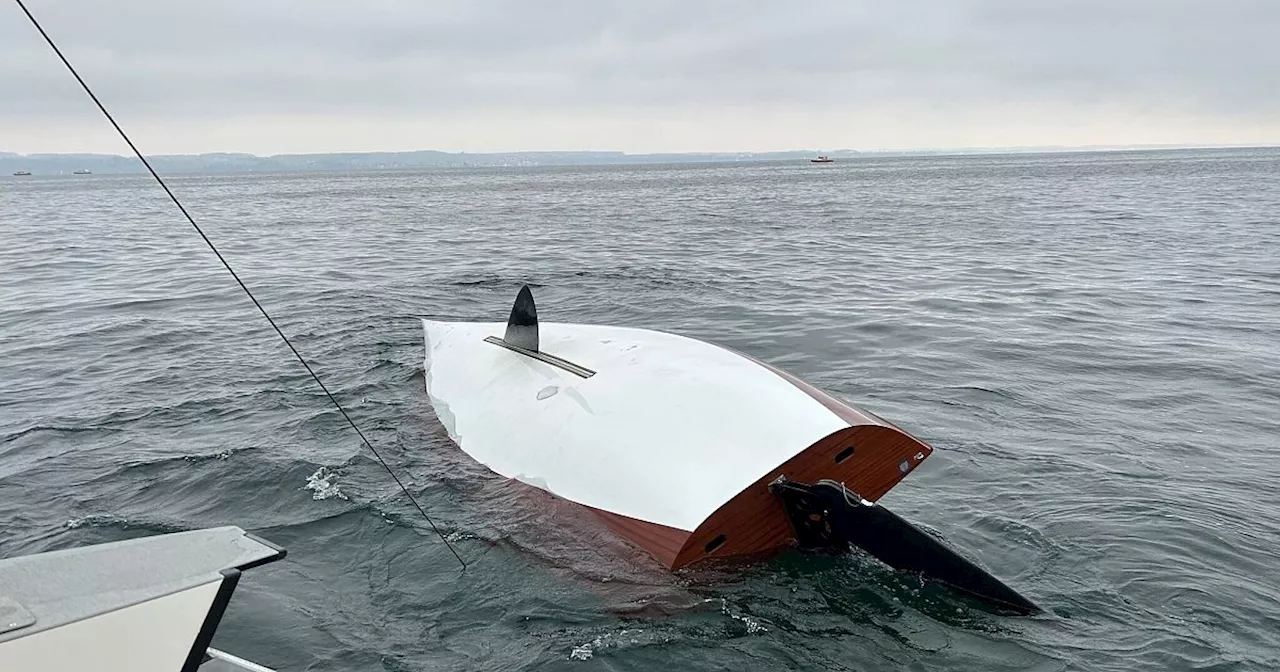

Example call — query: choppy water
[3,149,1279,671]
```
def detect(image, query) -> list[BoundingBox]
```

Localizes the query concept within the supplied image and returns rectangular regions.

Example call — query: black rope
[15,0,466,570]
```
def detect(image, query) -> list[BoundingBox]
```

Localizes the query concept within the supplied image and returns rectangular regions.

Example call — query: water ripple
[3,149,1279,671]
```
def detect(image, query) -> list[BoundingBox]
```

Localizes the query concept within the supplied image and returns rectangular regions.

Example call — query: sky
[3,0,1279,155]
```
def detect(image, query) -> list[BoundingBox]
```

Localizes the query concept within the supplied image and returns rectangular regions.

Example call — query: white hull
[416,286,1041,613]
[421,290,933,570]
[423,319,850,532]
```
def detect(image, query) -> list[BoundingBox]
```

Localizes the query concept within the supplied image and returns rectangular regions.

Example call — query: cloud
[3,0,1278,153]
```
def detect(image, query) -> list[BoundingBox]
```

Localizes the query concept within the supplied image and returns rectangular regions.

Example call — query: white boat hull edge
[422,319,850,532]
[0,526,285,672]
[1,577,225,671]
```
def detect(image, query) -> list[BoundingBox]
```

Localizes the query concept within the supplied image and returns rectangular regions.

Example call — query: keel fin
[504,285,539,351]
[485,286,595,378]
[772,478,1040,615]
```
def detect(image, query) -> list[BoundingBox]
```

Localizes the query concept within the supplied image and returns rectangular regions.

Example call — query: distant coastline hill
[1,144,1268,175]
[0,149,861,175]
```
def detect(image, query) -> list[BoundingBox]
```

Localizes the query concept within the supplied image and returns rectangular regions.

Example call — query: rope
[14,0,466,570]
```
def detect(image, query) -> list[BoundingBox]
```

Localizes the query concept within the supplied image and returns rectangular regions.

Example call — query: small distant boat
[810,156,834,163]
[12,170,31,176]
[73,169,91,174]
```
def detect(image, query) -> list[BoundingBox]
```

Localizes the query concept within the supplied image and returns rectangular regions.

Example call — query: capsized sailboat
[422,286,1039,614]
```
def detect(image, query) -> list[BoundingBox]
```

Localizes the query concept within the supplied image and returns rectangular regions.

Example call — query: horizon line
[4,141,1279,159]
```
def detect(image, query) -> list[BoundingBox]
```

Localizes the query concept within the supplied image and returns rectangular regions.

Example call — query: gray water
[2,149,1278,671]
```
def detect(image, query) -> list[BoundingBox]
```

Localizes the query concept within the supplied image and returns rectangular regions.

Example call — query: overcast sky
[3,0,1278,155]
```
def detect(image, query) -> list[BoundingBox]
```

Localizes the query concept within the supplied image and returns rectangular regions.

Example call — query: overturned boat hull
[423,326,929,570]
[423,286,1037,613]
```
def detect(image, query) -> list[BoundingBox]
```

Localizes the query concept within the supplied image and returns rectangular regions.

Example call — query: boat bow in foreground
[0,526,285,671]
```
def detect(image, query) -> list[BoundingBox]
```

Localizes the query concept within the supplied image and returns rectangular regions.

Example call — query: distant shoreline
[3,144,1275,175]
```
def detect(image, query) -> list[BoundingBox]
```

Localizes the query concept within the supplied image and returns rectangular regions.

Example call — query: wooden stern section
[673,422,931,569]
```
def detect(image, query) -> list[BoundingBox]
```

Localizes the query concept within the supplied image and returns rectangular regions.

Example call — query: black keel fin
[771,478,1041,615]
[504,285,539,352]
